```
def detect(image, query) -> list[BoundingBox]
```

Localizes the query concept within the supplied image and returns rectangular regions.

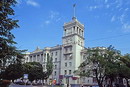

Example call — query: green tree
[45,53,53,79]
[77,46,121,87]
[0,0,24,73]
[1,63,23,82]
[119,54,130,87]
[23,62,43,82]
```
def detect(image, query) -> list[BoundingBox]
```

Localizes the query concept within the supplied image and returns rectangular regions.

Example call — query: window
[51,52,53,56]
[55,65,57,69]
[69,70,71,74]
[30,56,32,62]
[65,63,67,67]
[83,77,85,82]
[54,71,56,76]
[43,65,46,69]
[69,54,72,59]
[64,70,67,75]
[81,42,82,46]
[65,55,67,60]
[73,26,75,30]
[55,58,57,62]
[78,40,80,45]
[33,55,36,61]
[44,54,46,58]
[65,48,68,52]
[26,57,28,61]
[37,55,39,61]
[41,54,43,61]
[55,52,57,56]
[69,62,72,66]
[69,47,72,51]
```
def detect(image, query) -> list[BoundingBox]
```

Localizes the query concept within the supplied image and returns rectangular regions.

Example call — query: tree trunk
[98,83,103,87]
[126,78,130,87]
[110,79,113,87]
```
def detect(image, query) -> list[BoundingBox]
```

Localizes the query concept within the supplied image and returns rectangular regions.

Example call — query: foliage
[0,0,25,74]
[77,46,122,87]
[23,62,43,82]
[1,63,23,81]
[45,53,53,79]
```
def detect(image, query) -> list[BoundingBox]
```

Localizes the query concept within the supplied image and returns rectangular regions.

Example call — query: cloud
[105,0,108,3]
[26,0,40,7]
[118,13,130,32]
[44,20,50,25]
[111,16,115,22]
[106,4,110,8]
[119,13,126,24]
[88,6,98,11]
[125,8,129,12]
[122,23,130,32]
[49,11,59,19]
[43,11,61,25]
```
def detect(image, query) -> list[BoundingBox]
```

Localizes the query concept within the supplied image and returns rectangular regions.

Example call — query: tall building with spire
[24,5,97,86]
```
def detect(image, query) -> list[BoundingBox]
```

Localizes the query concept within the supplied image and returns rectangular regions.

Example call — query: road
[9,83,48,87]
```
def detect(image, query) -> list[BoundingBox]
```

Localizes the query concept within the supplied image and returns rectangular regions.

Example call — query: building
[24,14,96,85]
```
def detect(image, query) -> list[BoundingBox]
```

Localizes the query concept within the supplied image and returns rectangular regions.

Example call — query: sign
[52,79,56,85]
[24,74,28,79]
[64,75,73,77]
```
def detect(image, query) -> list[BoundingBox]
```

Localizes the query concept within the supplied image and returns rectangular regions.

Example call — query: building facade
[24,17,95,85]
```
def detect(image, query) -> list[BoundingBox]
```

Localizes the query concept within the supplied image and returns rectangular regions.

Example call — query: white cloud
[111,16,115,22]
[44,20,50,25]
[106,4,110,8]
[42,11,60,26]
[49,11,59,19]
[118,13,130,32]
[56,17,61,22]
[89,6,98,11]
[122,23,130,32]
[26,0,40,7]
[125,8,129,12]
[105,0,108,3]
[119,13,126,24]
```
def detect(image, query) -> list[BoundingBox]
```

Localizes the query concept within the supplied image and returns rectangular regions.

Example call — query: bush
[0,80,11,87]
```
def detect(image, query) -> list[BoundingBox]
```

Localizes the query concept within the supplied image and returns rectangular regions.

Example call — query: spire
[36,46,40,51]
[72,4,76,20]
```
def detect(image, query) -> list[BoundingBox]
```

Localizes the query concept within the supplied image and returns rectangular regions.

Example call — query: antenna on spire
[72,4,76,20]
[73,4,76,17]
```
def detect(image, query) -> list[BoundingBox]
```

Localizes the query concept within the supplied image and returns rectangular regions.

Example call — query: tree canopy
[23,62,43,82]
[76,46,130,87]
[1,63,23,81]
[45,53,53,79]
[0,0,24,74]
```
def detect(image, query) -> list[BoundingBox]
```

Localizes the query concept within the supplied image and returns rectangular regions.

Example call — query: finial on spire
[72,4,76,20]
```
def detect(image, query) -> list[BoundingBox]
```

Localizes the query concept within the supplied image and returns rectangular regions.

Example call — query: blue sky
[12,0,130,54]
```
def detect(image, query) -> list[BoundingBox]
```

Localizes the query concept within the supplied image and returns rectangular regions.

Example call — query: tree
[1,63,23,82]
[120,54,130,87]
[77,46,121,87]
[23,62,43,82]
[45,53,53,79]
[0,0,24,73]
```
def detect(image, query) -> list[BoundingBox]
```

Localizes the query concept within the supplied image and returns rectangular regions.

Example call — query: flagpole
[73,4,76,18]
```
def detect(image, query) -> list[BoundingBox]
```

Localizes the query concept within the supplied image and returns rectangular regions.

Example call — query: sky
[12,0,130,54]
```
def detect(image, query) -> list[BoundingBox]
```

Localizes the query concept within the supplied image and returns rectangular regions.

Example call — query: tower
[60,4,85,84]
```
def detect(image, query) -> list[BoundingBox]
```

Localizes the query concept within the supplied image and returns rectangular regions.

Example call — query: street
[9,83,48,87]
